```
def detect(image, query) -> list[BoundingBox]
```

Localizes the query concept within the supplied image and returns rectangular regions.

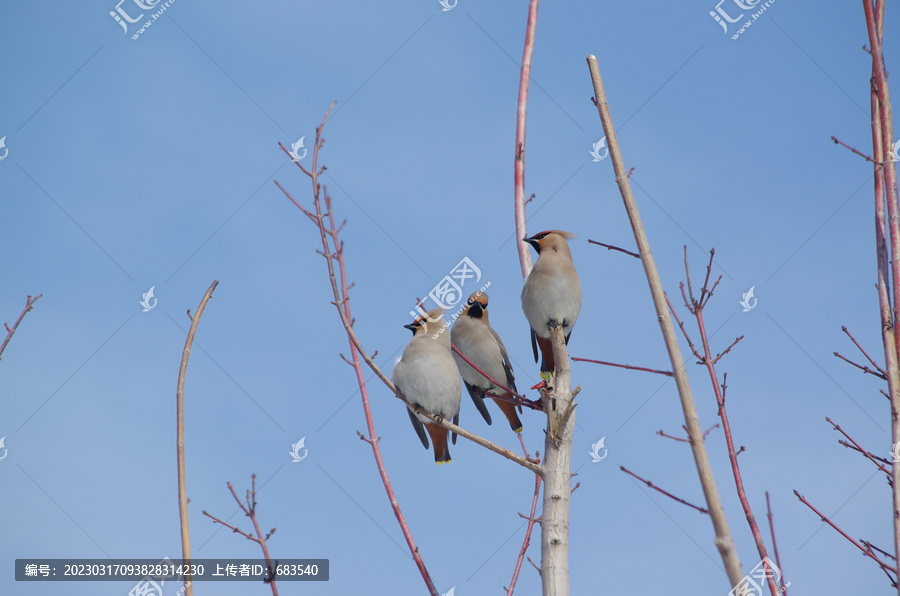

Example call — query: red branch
[451,344,523,400]
[620,466,709,514]
[835,351,888,380]
[831,135,878,163]
[843,326,888,376]
[587,239,640,258]
[450,343,542,411]
[665,293,704,362]
[794,490,898,577]
[0,293,42,361]
[839,440,893,467]
[203,475,279,595]
[862,2,900,582]
[827,417,892,477]
[507,451,542,595]
[681,249,778,596]
[571,356,672,377]
[766,492,787,595]
[514,0,540,280]
[279,104,440,596]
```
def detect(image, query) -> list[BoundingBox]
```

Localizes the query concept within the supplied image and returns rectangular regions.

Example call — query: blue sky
[1,0,896,594]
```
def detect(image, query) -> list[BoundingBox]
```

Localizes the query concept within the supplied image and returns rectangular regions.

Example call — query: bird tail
[492,395,523,433]
[426,424,452,464]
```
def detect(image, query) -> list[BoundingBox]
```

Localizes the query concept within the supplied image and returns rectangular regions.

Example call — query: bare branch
[587,239,640,258]
[0,293,42,361]
[831,135,878,164]
[827,417,892,477]
[766,492,788,595]
[587,54,743,588]
[620,466,709,514]
[176,280,218,596]
[572,356,672,377]
[842,325,887,376]
[795,490,898,577]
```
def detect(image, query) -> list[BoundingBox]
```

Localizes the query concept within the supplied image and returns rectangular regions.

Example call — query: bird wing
[406,407,429,449]
[464,381,492,425]
[490,327,519,396]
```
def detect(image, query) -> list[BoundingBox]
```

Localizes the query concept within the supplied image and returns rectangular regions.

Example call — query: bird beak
[403,323,418,332]
[523,236,539,250]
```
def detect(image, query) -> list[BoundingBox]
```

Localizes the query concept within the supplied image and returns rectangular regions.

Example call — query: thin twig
[657,423,719,443]
[0,293,42,361]
[794,490,898,576]
[620,466,709,514]
[507,456,542,595]
[842,325,887,375]
[203,476,279,594]
[451,343,526,399]
[687,253,778,596]
[712,336,743,364]
[280,103,441,596]
[834,351,888,380]
[831,135,878,164]
[571,356,672,377]
[665,293,704,361]
[587,239,640,258]
[864,540,899,562]
[838,440,893,467]
[766,492,787,595]
[827,417,892,477]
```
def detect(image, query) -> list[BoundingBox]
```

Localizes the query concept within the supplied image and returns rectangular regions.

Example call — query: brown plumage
[451,292,523,433]
[521,230,582,378]
[392,308,462,464]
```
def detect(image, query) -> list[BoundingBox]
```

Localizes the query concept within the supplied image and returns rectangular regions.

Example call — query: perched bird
[392,308,462,464]
[521,230,582,378]
[451,292,523,433]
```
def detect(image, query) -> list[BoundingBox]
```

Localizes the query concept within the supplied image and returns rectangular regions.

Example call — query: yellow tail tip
[512,426,523,433]
[436,459,451,465]
[540,370,552,380]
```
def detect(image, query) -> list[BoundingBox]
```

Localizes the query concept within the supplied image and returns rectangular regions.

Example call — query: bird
[392,307,462,464]
[451,291,523,433]
[521,230,582,378]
